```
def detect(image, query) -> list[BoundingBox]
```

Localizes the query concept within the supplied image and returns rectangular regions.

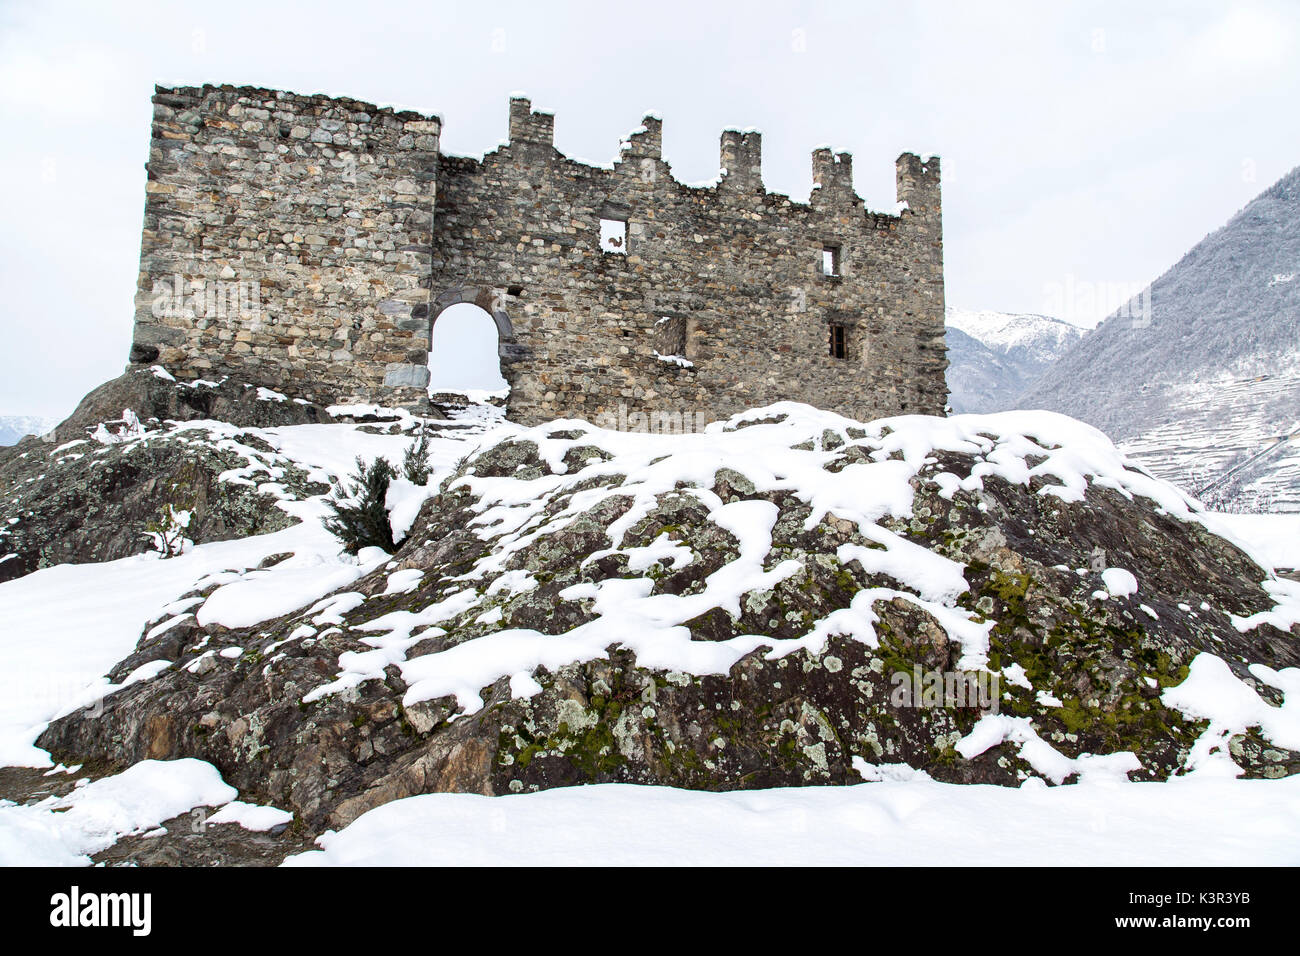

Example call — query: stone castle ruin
[129,84,947,425]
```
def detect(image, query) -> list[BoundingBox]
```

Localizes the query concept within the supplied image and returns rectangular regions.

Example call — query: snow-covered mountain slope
[1019,164,1300,509]
[1118,373,1300,513]
[943,327,1022,414]
[944,308,1086,413]
[0,415,58,447]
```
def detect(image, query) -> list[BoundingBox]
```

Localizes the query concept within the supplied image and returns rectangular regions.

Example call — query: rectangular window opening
[656,315,688,358]
[822,244,841,277]
[829,323,847,359]
[600,218,628,254]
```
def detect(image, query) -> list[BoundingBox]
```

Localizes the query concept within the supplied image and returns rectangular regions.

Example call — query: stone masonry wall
[129,85,947,424]
[430,100,947,425]
[129,85,440,406]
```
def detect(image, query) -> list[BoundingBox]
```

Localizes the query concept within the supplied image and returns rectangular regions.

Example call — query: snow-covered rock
[30,402,1300,834]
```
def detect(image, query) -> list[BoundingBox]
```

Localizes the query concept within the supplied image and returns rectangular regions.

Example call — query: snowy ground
[284,773,1300,866]
[1206,512,1300,571]
[0,759,288,866]
[1,404,1299,866]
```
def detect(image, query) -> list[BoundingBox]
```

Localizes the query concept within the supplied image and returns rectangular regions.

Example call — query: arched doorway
[427,302,509,395]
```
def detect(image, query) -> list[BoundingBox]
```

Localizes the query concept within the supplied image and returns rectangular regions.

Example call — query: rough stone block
[384,364,431,388]
[396,316,431,334]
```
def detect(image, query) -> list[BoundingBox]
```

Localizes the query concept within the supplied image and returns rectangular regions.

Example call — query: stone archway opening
[427,302,509,396]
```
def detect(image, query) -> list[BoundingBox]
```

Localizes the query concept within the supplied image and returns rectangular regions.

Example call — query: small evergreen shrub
[402,424,433,485]
[324,456,398,554]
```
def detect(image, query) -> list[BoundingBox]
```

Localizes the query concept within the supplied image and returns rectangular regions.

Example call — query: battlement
[811,147,854,199]
[719,129,763,192]
[128,85,947,425]
[896,152,941,219]
[507,95,555,147]
[492,98,924,226]
[621,114,663,159]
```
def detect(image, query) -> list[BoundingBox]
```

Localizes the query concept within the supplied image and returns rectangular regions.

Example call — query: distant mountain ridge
[944,308,1087,413]
[0,415,58,447]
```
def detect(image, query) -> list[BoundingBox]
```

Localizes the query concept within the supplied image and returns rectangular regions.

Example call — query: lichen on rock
[34,402,1300,830]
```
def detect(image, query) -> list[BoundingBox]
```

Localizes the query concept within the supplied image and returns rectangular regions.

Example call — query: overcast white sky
[2,0,1298,416]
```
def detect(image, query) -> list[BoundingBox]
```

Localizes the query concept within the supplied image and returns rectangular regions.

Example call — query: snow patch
[283,774,1300,866]
[1101,567,1138,597]
[1161,653,1300,775]
[957,714,1141,784]
[0,759,236,866]
[205,800,294,832]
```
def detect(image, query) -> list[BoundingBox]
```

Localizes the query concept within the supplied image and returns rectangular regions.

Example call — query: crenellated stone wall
[129,84,948,424]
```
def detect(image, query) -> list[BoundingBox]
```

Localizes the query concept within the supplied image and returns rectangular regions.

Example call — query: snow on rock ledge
[35,403,1300,830]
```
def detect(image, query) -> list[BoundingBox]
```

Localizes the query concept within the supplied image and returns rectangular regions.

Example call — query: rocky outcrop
[51,366,335,444]
[0,369,335,583]
[36,406,1300,831]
